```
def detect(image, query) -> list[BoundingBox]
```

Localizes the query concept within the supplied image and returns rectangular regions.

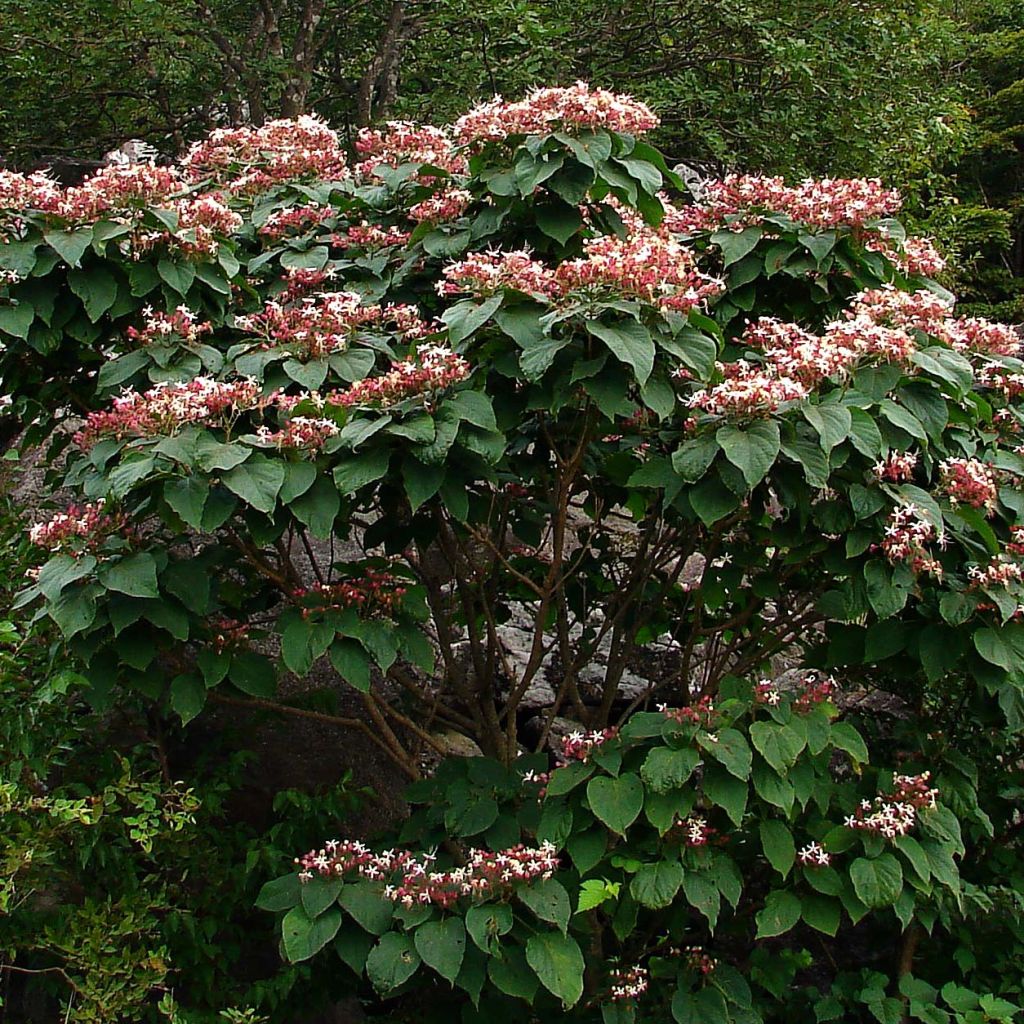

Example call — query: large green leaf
[222,457,285,513]
[587,320,655,385]
[414,918,466,984]
[630,860,683,909]
[517,878,571,932]
[525,932,585,1008]
[587,773,644,834]
[755,889,801,938]
[716,421,780,488]
[366,933,421,992]
[282,905,342,962]
[850,854,904,908]
[99,552,159,599]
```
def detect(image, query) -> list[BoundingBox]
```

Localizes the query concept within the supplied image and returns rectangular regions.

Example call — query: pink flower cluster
[354,122,466,179]
[967,557,1023,590]
[939,457,998,511]
[558,727,618,763]
[326,345,469,409]
[277,267,335,303]
[181,116,347,192]
[293,570,408,617]
[296,838,560,908]
[439,248,561,299]
[408,186,474,224]
[797,841,832,867]
[665,175,902,234]
[28,501,122,554]
[254,416,339,452]
[844,772,938,839]
[609,965,649,1002]
[258,203,333,240]
[74,377,266,448]
[849,287,953,333]
[755,680,782,706]
[741,318,857,385]
[676,815,713,847]
[335,223,412,250]
[873,451,918,483]
[126,306,213,347]
[881,505,942,578]
[555,230,723,314]
[126,193,243,259]
[793,671,837,712]
[235,291,433,360]
[658,695,716,728]
[683,947,717,975]
[865,233,947,277]
[687,360,808,419]
[978,362,1024,401]
[42,164,181,222]
[453,82,659,144]
[210,616,251,653]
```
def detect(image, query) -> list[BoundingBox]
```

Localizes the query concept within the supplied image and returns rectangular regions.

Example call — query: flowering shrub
[3,86,1024,1020]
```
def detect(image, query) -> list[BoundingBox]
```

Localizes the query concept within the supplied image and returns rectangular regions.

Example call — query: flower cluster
[683,947,717,975]
[277,267,336,303]
[939,457,998,511]
[687,360,808,419]
[676,814,713,847]
[28,501,122,554]
[865,233,947,277]
[939,318,1021,358]
[209,616,252,653]
[293,570,408,617]
[880,505,942,578]
[439,248,560,299]
[354,122,466,179]
[666,175,902,234]
[454,82,659,145]
[873,451,918,482]
[967,557,1023,590]
[609,965,649,1002]
[558,727,618,763]
[755,680,782,705]
[296,838,560,908]
[258,203,333,241]
[126,306,213,347]
[554,229,723,314]
[254,416,340,452]
[235,291,433,360]
[793,671,837,712]
[844,772,938,839]
[978,362,1024,401]
[658,695,716,728]
[74,377,266,448]
[850,286,953,333]
[48,164,182,222]
[335,223,412,250]
[326,345,468,409]
[408,186,474,224]
[797,841,832,867]
[181,115,347,192]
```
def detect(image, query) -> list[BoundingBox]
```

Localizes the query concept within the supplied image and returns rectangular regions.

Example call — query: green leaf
[712,226,763,266]
[442,294,503,343]
[517,878,571,933]
[848,407,884,458]
[672,436,719,482]
[366,933,421,992]
[688,475,741,526]
[414,918,466,984]
[974,627,1014,670]
[290,476,340,539]
[700,727,753,780]
[755,889,802,938]
[716,420,780,488]
[170,674,206,725]
[465,904,513,952]
[536,202,583,244]
[850,854,904,908]
[157,258,196,296]
[587,320,655,385]
[0,301,35,339]
[749,721,805,774]
[780,437,830,488]
[703,766,747,826]
[164,476,208,528]
[760,820,796,878]
[99,553,159,598]
[229,650,276,697]
[488,947,539,1001]
[44,227,93,267]
[300,875,344,918]
[830,721,869,766]
[403,458,444,512]
[630,860,683,909]
[333,449,390,494]
[640,747,698,793]
[682,871,720,929]
[281,905,342,962]
[255,873,301,912]
[587,773,644,834]
[68,267,118,321]
[222,457,285,513]
[804,404,851,452]
[329,639,372,691]
[801,893,841,936]
[525,932,585,1008]
[339,881,393,935]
